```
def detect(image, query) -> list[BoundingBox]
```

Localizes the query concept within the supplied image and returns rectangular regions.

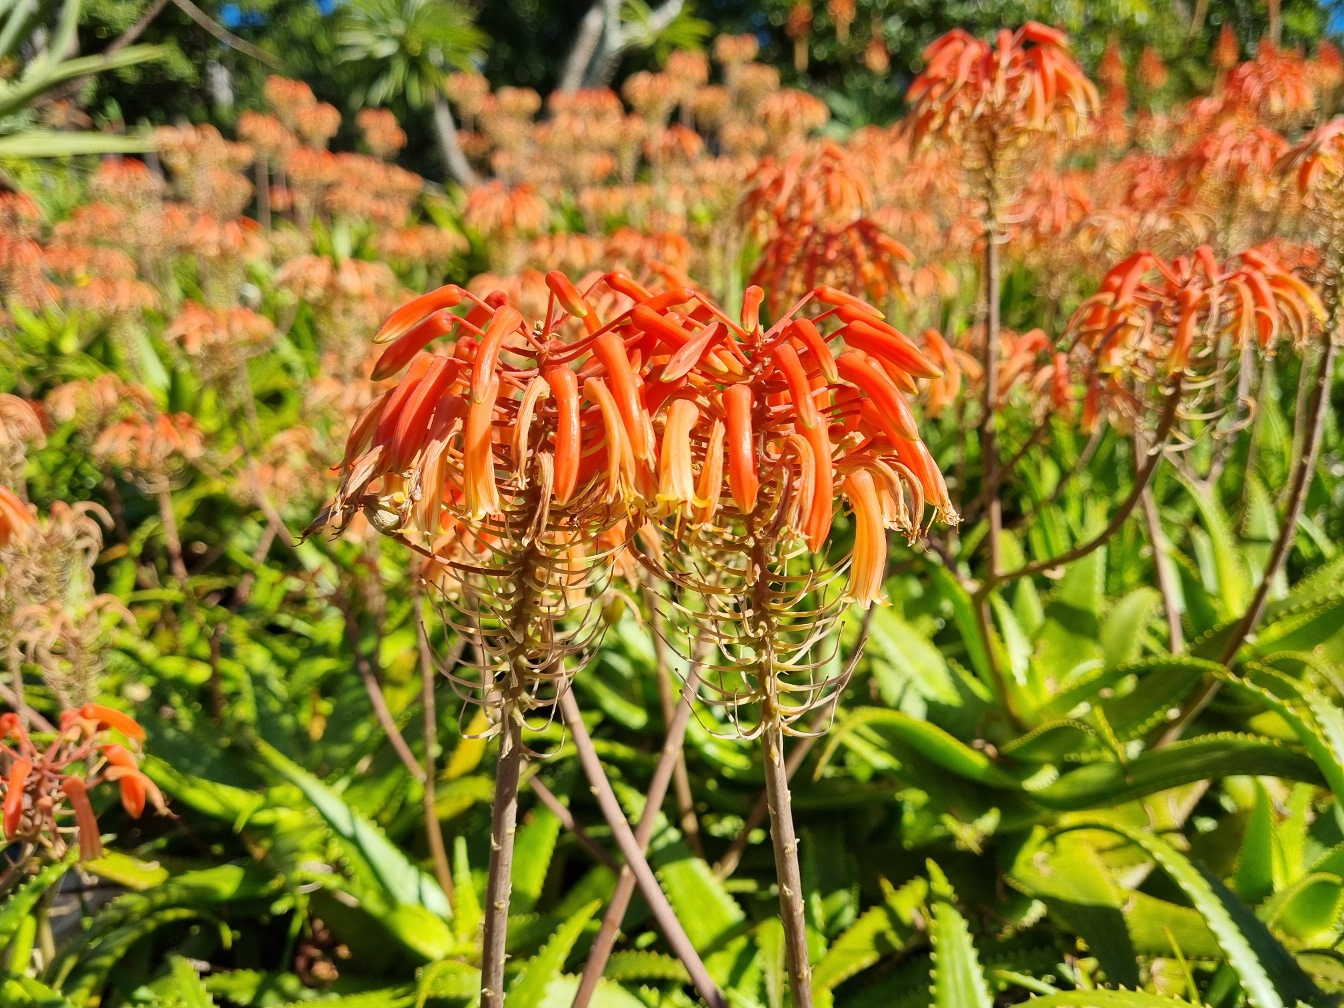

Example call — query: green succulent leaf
[256,740,453,920]
[506,899,600,1008]
[1057,819,1321,1008]
[0,854,74,952]
[926,861,992,1008]
[821,708,1020,789]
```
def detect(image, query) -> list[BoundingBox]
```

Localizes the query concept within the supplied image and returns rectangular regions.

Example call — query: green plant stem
[971,595,1017,724]
[1141,485,1184,654]
[571,656,705,1008]
[481,709,524,1008]
[645,583,704,858]
[762,712,813,1008]
[7,908,35,976]
[1158,332,1337,747]
[415,595,456,909]
[557,688,726,1008]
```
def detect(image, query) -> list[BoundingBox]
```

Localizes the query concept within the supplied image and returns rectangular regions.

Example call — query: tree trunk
[583,0,626,88]
[1189,0,1209,36]
[559,3,605,93]
[584,0,687,88]
[432,95,478,187]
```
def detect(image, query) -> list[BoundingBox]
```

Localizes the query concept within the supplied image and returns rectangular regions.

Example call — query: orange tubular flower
[724,384,760,513]
[3,759,31,839]
[60,778,104,861]
[842,470,886,607]
[743,143,912,315]
[544,365,582,503]
[100,743,165,818]
[78,704,147,742]
[907,23,1097,146]
[657,398,701,517]
[0,485,35,546]
[1277,117,1344,200]
[627,280,955,607]
[1070,244,1324,380]
[319,273,957,621]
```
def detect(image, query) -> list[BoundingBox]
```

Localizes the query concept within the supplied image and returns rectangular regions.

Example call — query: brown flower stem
[415,595,456,908]
[1158,333,1336,747]
[525,774,619,872]
[1141,486,1184,654]
[481,710,525,1008]
[557,688,726,1008]
[168,0,281,67]
[985,374,1184,588]
[645,583,704,858]
[208,622,226,722]
[156,487,188,581]
[255,154,271,233]
[343,604,425,786]
[983,227,1003,580]
[971,224,1019,721]
[342,592,461,908]
[762,712,813,1008]
[571,658,705,1008]
[714,607,875,881]
[1285,347,1315,506]
[713,727,809,881]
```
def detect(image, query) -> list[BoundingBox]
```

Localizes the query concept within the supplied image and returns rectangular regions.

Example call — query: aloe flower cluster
[0,705,160,862]
[321,272,955,617]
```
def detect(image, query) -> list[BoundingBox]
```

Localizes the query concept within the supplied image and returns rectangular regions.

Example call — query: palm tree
[337,0,486,185]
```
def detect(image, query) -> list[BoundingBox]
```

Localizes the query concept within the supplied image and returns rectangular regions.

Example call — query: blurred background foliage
[68,0,1339,178]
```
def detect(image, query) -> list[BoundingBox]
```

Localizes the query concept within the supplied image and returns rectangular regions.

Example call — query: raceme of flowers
[0,705,160,861]
[318,273,957,610]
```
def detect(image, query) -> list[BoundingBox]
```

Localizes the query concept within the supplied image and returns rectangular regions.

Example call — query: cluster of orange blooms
[321,271,955,609]
[0,706,160,861]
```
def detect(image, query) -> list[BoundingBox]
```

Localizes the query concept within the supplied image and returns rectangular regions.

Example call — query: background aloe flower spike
[0,706,162,864]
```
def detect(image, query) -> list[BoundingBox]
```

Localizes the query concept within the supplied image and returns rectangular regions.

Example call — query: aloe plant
[0,0,164,158]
